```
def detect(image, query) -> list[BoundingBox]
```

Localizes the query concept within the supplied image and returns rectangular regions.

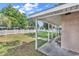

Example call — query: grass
[37,39,47,48]
[4,41,46,56]
[38,32,58,38]
[25,33,35,37]
[0,32,58,56]
[38,32,48,38]
[0,41,20,55]
[25,32,58,39]
[0,33,46,56]
[0,34,35,55]
[0,34,34,43]
[38,39,47,48]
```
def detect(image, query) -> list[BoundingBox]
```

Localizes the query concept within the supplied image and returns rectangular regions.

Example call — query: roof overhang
[29,3,79,25]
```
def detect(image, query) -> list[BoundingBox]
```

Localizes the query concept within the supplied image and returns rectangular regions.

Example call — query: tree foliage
[43,22,48,29]
[1,4,28,29]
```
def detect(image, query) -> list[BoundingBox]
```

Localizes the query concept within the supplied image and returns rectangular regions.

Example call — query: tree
[0,13,11,29]
[28,19,35,29]
[1,4,28,29]
[43,22,48,29]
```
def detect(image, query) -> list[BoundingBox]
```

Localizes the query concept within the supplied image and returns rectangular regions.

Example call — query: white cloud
[23,3,39,11]
[28,11,35,14]
[13,5,20,8]
[13,3,39,14]
[19,8,25,13]
[27,8,42,15]
[13,5,25,14]
[24,3,38,8]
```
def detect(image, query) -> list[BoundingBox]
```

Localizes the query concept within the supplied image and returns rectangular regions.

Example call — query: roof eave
[29,3,79,19]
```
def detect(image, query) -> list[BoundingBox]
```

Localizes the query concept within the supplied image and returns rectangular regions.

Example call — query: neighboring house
[29,3,79,53]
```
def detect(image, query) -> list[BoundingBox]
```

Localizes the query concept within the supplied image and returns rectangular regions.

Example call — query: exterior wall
[61,11,79,53]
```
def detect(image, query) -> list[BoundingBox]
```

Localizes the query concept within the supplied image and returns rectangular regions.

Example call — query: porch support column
[52,25,54,39]
[48,23,50,42]
[35,19,38,50]
[57,26,59,36]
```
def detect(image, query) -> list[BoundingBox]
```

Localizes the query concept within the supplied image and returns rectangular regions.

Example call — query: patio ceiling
[40,15,61,25]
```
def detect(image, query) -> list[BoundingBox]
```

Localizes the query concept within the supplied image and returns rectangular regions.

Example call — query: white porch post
[48,23,50,42]
[57,26,59,36]
[35,19,38,50]
[52,25,54,39]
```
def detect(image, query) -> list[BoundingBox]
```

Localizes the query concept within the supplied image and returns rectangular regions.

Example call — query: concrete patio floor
[38,41,79,56]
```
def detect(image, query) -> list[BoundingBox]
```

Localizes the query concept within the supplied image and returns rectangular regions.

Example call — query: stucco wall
[61,11,79,53]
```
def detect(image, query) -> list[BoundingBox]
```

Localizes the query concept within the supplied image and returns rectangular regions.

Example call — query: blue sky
[0,3,59,27]
[0,3,59,15]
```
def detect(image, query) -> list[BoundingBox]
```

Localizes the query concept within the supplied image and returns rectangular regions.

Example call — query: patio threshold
[38,40,79,56]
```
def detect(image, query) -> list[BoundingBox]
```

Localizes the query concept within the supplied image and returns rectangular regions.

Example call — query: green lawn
[0,32,58,55]
[0,34,46,56]
[38,32,58,38]
[25,32,58,39]
[37,39,46,48]
[4,40,46,56]
[0,34,34,43]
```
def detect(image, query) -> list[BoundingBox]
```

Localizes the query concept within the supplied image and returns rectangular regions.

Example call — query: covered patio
[29,3,79,56]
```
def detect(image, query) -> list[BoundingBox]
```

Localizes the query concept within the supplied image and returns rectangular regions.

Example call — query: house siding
[61,11,79,53]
